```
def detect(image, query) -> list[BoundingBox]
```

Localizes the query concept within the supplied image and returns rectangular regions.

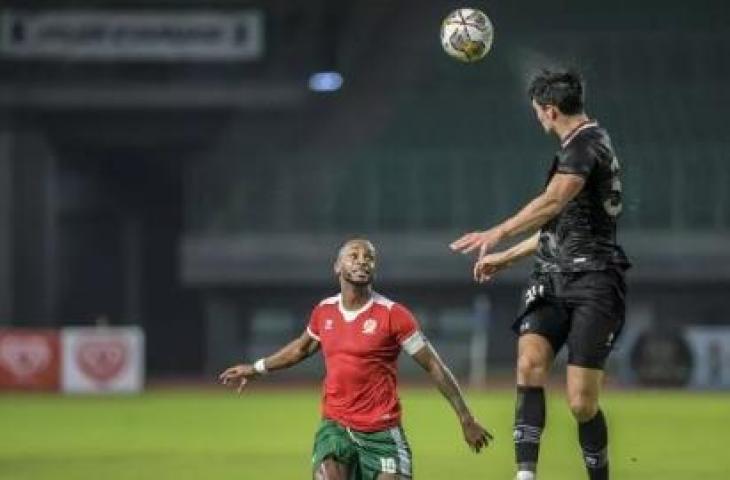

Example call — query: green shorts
[312,419,413,479]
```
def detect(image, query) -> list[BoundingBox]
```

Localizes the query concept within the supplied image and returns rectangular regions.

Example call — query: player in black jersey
[450,69,629,480]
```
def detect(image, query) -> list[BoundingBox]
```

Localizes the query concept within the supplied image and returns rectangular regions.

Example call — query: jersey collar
[337,294,374,323]
[560,120,598,149]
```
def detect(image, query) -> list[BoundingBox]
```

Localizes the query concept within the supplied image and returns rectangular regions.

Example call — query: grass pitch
[1,387,728,479]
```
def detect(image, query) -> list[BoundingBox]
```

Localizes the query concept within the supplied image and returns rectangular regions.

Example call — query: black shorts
[512,268,627,369]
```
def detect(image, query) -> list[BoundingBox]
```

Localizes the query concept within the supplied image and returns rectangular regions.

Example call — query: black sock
[579,409,609,480]
[514,385,545,472]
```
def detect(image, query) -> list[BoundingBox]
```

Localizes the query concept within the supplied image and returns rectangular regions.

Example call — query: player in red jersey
[219,238,492,479]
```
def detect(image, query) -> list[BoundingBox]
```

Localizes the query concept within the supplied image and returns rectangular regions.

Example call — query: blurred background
[1,0,728,387]
[1,1,729,479]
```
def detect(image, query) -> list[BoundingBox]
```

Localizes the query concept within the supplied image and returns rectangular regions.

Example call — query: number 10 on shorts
[380,457,397,473]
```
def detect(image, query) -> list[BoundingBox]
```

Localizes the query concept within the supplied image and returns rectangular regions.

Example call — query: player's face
[336,241,376,286]
[532,99,557,134]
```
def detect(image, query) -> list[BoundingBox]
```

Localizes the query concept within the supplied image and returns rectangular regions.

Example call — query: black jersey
[535,121,631,273]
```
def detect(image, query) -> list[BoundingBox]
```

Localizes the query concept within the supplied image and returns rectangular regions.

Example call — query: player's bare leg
[314,458,348,480]
[514,333,554,480]
[566,365,603,421]
[567,365,608,480]
[516,334,553,385]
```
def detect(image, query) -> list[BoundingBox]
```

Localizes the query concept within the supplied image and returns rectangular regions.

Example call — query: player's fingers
[473,262,482,281]
[475,264,494,283]
[459,241,481,254]
[450,232,475,249]
[451,240,470,252]
[451,233,480,252]
[237,377,247,394]
[449,236,467,250]
[221,371,238,383]
[220,368,240,380]
[460,246,474,255]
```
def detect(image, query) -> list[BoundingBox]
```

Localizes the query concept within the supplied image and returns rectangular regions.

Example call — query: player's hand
[473,251,511,283]
[460,415,493,453]
[450,227,505,258]
[218,364,259,394]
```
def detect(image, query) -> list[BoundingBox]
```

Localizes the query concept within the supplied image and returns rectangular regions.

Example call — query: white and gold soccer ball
[440,8,494,63]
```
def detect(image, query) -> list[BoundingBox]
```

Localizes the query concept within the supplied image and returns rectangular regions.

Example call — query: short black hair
[528,69,584,115]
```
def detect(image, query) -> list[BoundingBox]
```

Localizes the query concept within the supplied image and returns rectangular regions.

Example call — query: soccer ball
[440,8,494,63]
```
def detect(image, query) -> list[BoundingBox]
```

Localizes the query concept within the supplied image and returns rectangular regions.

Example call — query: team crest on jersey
[362,318,377,335]
[324,318,334,330]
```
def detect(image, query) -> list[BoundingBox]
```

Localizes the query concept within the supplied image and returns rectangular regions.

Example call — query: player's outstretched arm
[450,173,585,257]
[473,231,539,283]
[411,344,493,453]
[218,329,319,393]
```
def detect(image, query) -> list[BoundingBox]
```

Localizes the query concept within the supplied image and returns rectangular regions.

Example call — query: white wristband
[253,358,268,375]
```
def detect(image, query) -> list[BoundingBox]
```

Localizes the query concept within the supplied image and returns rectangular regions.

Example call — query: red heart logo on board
[76,338,128,383]
[0,335,51,378]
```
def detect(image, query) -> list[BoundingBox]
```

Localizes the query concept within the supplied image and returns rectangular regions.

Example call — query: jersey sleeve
[391,303,427,355]
[306,306,321,341]
[557,141,596,178]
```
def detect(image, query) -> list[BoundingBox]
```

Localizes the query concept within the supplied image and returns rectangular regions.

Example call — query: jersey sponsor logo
[324,318,334,331]
[362,318,377,335]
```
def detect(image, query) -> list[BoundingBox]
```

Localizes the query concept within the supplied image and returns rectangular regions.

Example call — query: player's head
[528,69,585,133]
[334,238,376,287]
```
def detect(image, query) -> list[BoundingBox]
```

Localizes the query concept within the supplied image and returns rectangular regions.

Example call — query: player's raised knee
[517,354,549,385]
[567,395,598,422]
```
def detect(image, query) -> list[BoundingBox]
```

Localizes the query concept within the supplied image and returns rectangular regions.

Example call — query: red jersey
[307,292,426,432]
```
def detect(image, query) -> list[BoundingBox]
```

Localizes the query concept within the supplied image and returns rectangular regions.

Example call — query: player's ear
[333,259,341,276]
[549,105,559,121]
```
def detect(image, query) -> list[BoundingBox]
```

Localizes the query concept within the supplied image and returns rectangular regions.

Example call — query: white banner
[0,9,264,60]
[61,326,145,394]
[685,326,730,389]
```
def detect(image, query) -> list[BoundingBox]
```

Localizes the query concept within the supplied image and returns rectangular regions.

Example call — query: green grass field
[1,388,729,479]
